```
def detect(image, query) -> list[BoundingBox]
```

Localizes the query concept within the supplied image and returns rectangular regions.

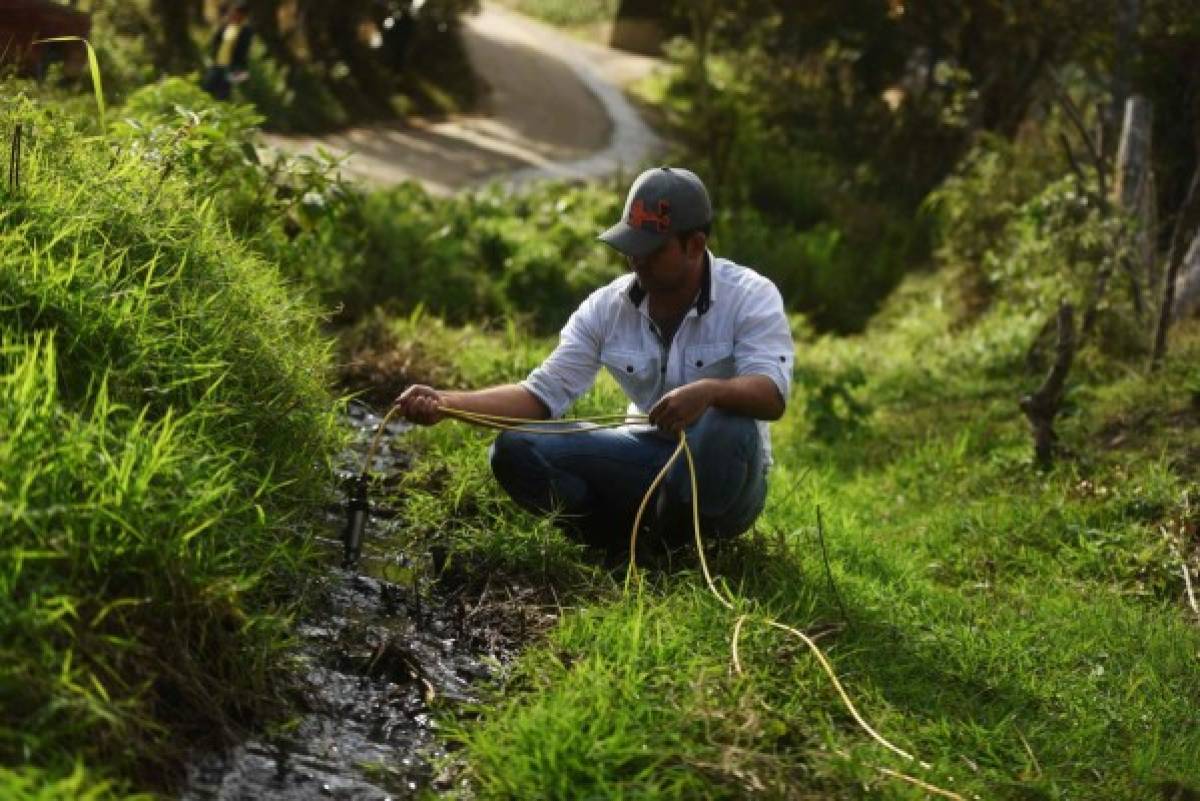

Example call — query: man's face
[626,234,701,295]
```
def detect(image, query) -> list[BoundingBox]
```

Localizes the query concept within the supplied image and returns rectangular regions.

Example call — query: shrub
[924,131,1145,357]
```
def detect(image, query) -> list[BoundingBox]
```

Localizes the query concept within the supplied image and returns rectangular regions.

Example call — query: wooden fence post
[1111,95,1155,318]
[1151,165,1200,365]
[1168,232,1200,322]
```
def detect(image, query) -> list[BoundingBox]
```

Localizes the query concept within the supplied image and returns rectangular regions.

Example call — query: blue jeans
[489,409,767,551]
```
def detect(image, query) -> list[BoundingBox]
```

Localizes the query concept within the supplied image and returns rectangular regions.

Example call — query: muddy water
[182,403,525,800]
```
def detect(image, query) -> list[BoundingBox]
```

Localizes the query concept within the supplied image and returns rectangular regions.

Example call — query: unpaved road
[262,4,664,195]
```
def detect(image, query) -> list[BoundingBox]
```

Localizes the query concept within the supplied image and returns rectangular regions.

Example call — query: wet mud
[182,403,537,800]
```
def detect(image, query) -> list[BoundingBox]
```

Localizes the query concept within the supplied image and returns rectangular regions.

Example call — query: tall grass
[0,92,340,795]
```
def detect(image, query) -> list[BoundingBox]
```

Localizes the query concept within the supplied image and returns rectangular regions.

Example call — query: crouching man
[394,167,794,553]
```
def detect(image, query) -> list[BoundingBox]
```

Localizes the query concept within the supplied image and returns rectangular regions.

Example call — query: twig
[833,749,966,801]
[1049,75,1108,198]
[809,623,844,642]
[731,613,748,677]
[1058,131,1108,212]
[1160,523,1198,622]
[399,653,438,704]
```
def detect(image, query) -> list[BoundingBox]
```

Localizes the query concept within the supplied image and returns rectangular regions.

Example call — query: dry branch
[1051,77,1108,198]
[1020,303,1077,468]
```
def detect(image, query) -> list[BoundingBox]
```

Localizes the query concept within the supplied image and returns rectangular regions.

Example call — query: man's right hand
[393,384,445,425]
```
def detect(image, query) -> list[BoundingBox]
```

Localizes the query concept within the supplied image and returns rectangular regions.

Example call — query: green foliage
[924,130,1150,360]
[108,80,929,338]
[0,764,149,801]
[645,0,1200,332]
[82,0,482,133]
[645,33,932,333]
[794,364,871,443]
[237,48,350,134]
[0,93,339,792]
[316,179,626,333]
[106,81,624,336]
[112,78,361,298]
[77,1,157,104]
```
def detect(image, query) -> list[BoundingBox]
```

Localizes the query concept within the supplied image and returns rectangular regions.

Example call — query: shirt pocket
[683,343,735,383]
[600,347,659,405]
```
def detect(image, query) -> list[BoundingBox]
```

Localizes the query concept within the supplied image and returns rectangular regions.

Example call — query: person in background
[201,1,254,101]
[394,167,795,559]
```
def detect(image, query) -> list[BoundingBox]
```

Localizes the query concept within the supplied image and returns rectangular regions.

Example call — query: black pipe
[342,475,369,568]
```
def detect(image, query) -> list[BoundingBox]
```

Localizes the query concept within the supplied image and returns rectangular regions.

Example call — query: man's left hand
[648,380,714,434]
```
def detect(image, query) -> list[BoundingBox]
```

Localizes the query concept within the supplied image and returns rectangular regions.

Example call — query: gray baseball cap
[599,167,713,258]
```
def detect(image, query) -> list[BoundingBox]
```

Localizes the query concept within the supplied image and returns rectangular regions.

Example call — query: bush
[925,131,1144,356]
[320,180,626,334]
[1,91,339,793]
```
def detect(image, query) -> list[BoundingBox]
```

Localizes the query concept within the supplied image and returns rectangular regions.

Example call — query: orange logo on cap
[629,199,671,233]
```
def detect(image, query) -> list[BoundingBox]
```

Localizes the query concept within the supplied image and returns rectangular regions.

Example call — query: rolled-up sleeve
[733,280,794,405]
[521,291,604,418]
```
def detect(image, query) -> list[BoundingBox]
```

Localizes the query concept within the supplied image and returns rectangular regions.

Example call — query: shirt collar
[625,251,715,316]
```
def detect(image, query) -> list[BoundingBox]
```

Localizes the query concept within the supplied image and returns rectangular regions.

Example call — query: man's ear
[687,232,707,260]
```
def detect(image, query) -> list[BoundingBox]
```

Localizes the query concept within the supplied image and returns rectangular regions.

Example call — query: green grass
[383,274,1200,799]
[1,92,340,795]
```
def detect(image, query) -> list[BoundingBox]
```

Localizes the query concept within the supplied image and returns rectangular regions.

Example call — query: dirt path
[262,4,664,195]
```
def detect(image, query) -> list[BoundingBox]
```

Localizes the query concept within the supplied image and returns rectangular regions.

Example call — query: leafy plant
[794,364,872,442]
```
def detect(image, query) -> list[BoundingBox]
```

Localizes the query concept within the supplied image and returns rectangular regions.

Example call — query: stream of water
[181,403,522,800]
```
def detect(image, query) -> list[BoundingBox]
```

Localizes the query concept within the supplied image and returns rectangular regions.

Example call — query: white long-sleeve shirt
[522,253,795,465]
